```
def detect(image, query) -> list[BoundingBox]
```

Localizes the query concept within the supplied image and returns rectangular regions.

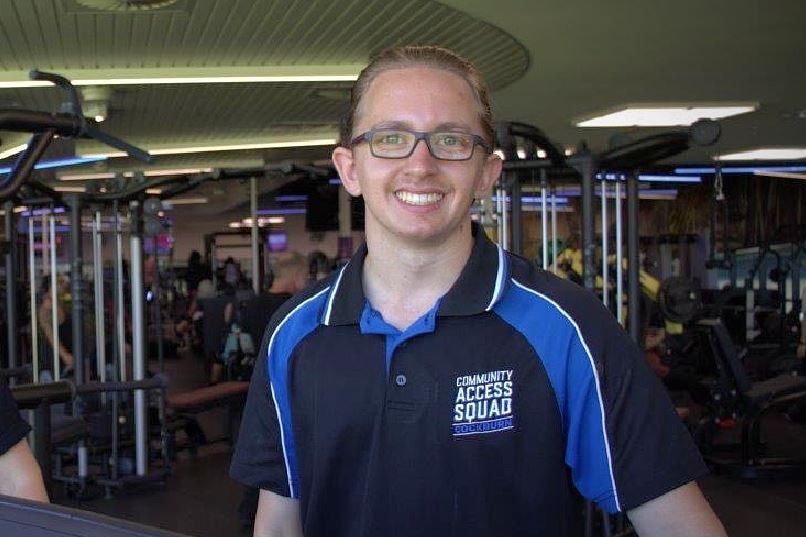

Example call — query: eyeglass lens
[370,130,475,160]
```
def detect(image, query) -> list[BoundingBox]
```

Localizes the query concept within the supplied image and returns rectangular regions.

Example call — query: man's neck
[362,224,474,330]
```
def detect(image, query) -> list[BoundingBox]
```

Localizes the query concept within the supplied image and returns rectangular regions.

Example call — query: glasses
[349,128,491,161]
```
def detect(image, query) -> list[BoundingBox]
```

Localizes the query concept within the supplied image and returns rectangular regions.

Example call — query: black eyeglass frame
[349,128,492,161]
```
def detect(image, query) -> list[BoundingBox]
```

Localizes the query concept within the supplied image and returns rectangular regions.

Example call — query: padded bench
[166,381,249,456]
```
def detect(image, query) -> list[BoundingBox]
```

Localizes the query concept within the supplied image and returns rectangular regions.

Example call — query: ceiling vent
[71,0,182,12]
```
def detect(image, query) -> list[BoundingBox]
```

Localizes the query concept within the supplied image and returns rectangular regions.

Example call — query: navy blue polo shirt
[230,224,706,537]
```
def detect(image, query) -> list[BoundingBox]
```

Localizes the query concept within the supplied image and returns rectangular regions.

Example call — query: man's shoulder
[266,276,335,332]
[502,252,608,324]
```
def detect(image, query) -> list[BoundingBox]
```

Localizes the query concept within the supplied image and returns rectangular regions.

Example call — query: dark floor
[52,348,806,537]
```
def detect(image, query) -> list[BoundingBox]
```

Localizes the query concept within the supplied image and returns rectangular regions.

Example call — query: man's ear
[332,146,362,197]
[475,153,503,198]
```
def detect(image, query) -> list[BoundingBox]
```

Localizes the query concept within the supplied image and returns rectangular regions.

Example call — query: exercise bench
[166,381,249,457]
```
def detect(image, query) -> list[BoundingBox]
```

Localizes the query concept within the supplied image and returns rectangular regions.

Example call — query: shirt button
[395,374,407,387]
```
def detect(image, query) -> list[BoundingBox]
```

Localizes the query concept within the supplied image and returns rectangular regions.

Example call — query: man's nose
[407,137,437,165]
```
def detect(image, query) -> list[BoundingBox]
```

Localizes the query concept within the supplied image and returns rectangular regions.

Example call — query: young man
[231,45,727,537]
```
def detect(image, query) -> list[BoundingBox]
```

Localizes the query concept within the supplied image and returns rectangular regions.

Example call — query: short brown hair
[341,45,494,148]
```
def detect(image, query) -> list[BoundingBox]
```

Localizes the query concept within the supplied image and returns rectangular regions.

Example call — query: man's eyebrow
[433,122,474,132]
[371,120,412,130]
[369,121,475,132]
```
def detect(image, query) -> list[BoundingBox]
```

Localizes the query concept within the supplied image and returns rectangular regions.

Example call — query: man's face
[333,66,501,247]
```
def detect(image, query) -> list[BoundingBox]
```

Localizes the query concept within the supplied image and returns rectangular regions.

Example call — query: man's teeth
[395,191,444,205]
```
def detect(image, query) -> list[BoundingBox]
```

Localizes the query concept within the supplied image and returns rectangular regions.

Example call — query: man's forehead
[357,67,482,128]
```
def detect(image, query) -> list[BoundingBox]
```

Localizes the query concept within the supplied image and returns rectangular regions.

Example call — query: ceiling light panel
[0,66,364,89]
[717,148,806,161]
[0,144,28,160]
[576,104,758,127]
[80,139,337,159]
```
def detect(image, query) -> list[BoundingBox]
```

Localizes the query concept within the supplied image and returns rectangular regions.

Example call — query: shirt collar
[322,223,509,326]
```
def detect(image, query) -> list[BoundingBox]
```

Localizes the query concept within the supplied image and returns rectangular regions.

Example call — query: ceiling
[0,0,804,211]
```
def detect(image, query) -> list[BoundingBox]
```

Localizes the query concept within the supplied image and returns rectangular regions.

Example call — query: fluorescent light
[0,155,106,174]
[163,197,208,206]
[81,139,337,159]
[228,222,242,228]
[576,103,757,127]
[716,148,806,161]
[638,175,702,183]
[53,186,86,192]
[58,167,213,181]
[0,144,28,160]
[753,170,806,181]
[0,66,363,89]
[256,208,306,216]
[676,165,806,174]
[144,167,212,176]
[275,195,308,202]
[59,172,117,181]
[145,188,163,195]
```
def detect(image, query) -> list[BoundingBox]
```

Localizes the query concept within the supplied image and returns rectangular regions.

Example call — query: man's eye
[378,133,405,145]
[435,134,468,147]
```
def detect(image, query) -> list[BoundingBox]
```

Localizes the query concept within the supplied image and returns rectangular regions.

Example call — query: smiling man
[230,45,726,537]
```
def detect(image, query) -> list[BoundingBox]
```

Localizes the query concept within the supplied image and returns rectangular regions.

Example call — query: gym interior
[1,1,805,536]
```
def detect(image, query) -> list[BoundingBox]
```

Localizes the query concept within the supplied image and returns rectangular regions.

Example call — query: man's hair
[341,45,494,147]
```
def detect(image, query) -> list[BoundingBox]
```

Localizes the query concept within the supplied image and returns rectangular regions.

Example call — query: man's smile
[394,190,445,206]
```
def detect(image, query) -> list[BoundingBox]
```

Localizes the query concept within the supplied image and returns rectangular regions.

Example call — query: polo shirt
[230,224,706,537]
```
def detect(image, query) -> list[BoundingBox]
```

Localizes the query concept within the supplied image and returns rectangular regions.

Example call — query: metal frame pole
[114,205,126,382]
[540,170,548,269]
[500,185,509,250]
[601,179,609,307]
[67,194,85,386]
[4,201,19,370]
[511,175,522,255]
[250,176,260,294]
[49,215,59,379]
[92,211,106,383]
[129,201,148,477]
[615,181,624,325]
[28,214,39,382]
[581,155,596,291]
[551,188,558,273]
[627,173,641,344]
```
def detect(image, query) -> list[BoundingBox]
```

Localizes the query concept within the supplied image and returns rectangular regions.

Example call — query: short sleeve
[568,304,708,512]
[0,382,31,455]
[229,325,293,497]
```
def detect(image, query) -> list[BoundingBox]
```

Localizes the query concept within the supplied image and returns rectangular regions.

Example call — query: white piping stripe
[322,264,348,325]
[485,244,506,311]
[266,286,332,498]
[511,278,621,510]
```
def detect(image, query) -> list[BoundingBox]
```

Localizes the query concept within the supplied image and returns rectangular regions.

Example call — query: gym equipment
[166,380,249,457]
[695,318,806,478]
[11,377,169,496]
[0,71,217,497]
[495,119,721,344]
[658,276,702,325]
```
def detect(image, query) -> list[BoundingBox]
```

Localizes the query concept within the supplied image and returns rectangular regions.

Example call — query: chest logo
[452,369,514,437]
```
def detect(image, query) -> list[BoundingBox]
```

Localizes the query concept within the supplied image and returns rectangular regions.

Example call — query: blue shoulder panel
[266,286,331,498]
[493,278,621,512]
